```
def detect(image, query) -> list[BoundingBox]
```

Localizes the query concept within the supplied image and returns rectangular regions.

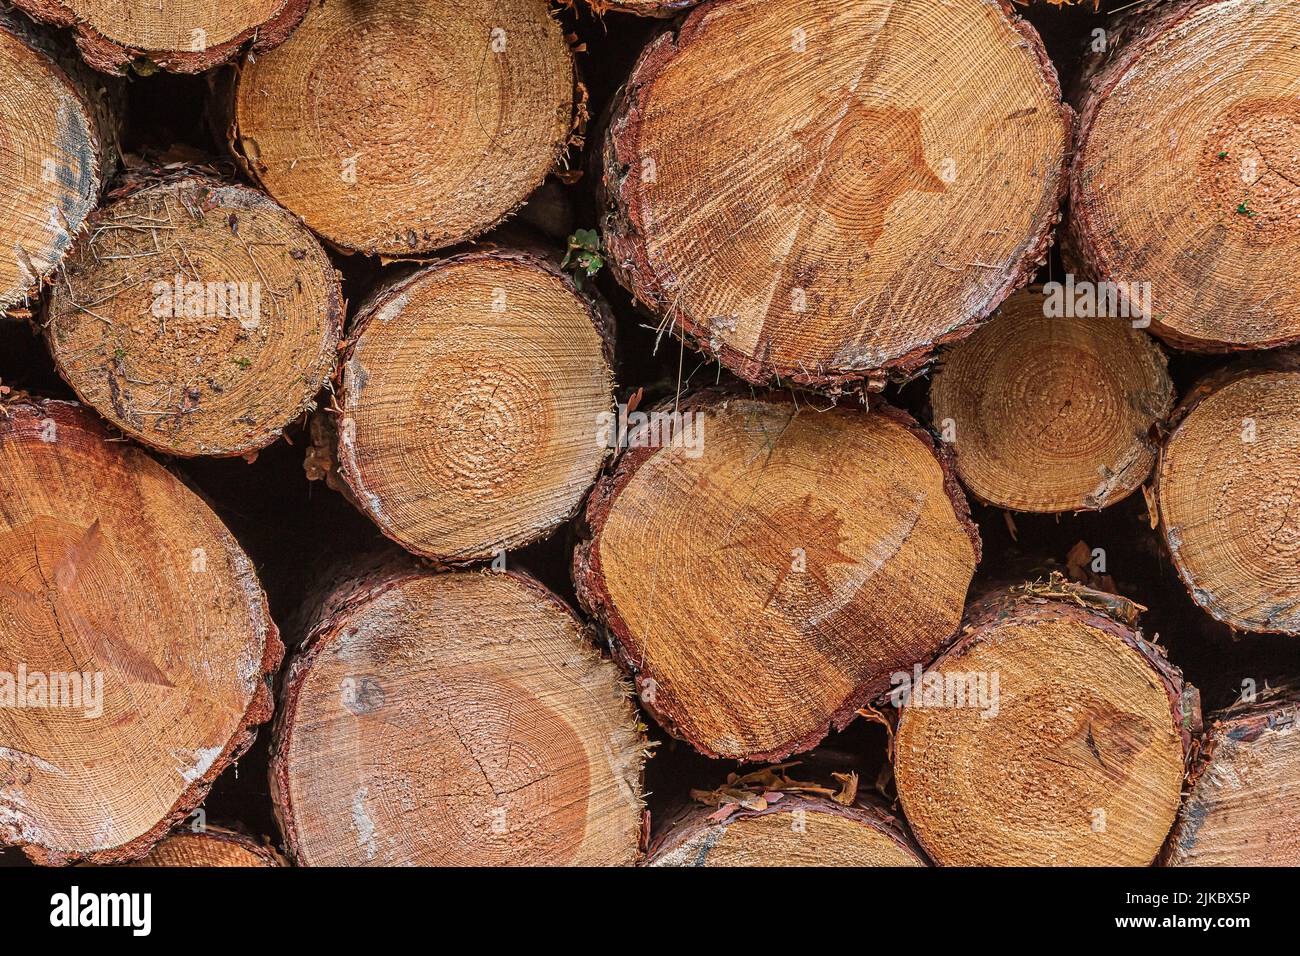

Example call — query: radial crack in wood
[574,389,980,762]
[601,0,1072,389]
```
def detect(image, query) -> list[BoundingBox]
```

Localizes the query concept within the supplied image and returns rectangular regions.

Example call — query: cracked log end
[0,398,281,866]
[271,565,646,866]
[1068,0,1300,352]
[334,250,614,562]
[0,12,117,310]
[895,584,1191,866]
[229,0,575,255]
[11,0,309,74]
[574,390,980,762]
[601,0,1071,389]
[930,289,1173,513]
[1164,686,1300,866]
[1157,356,1300,635]
[647,794,927,867]
[117,824,285,867]
[44,173,343,458]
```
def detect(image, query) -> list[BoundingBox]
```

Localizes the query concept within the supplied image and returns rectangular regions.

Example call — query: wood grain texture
[226,0,575,255]
[1164,686,1300,866]
[1156,353,1300,634]
[10,0,308,73]
[0,9,119,311]
[271,563,646,866]
[325,249,614,562]
[574,389,980,761]
[0,398,281,866]
[648,794,927,866]
[120,824,285,866]
[44,168,343,458]
[601,0,1072,389]
[1067,0,1300,352]
[930,290,1172,512]
[895,581,1193,866]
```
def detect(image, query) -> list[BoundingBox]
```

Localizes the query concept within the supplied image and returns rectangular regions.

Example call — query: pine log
[648,794,926,867]
[10,0,309,74]
[271,563,646,866]
[600,0,1072,390]
[0,9,119,311]
[574,390,980,762]
[894,579,1195,866]
[1164,686,1300,866]
[318,250,613,562]
[1156,354,1300,634]
[586,0,700,16]
[930,289,1173,512]
[1066,0,1300,352]
[223,0,576,256]
[44,169,343,458]
[0,397,281,866]
[121,824,285,867]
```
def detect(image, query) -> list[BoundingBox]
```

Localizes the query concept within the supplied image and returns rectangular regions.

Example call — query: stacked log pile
[1,0,1298,869]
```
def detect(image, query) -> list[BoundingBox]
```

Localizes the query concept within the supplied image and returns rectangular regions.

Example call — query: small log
[10,0,309,74]
[0,397,281,866]
[894,579,1195,866]
[600,0,1071,389]
[1156,353,1300,634]
[648,793,925,867]
[1066,0,1300,352]
[930,289,1173,512]
[1164,686,1300,866]
[271,562,646,866]
[121,824,285,867]
[0,9,119,311]
[574,389,980,762]
[44,168,343,458]
[223,0,576,255]
[320,249,614,562]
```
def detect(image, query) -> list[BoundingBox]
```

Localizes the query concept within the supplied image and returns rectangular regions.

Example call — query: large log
[271,562,646,866]
[894,579,1195,866]
[930,289,1173,512]
[0,9,118,312]
[316,249,614,562]
[0,397,281,866]
[600,0,1071,389]
[44,168,343,458]
[1066,0,1300,352]
[223,0,576,256]
[574,390,980,762]
[10,0,309,74]
[1164,686,1300,866]
[1156,354,1300,634]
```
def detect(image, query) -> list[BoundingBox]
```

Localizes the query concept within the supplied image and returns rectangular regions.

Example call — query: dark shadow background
[3,1,1298,865]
